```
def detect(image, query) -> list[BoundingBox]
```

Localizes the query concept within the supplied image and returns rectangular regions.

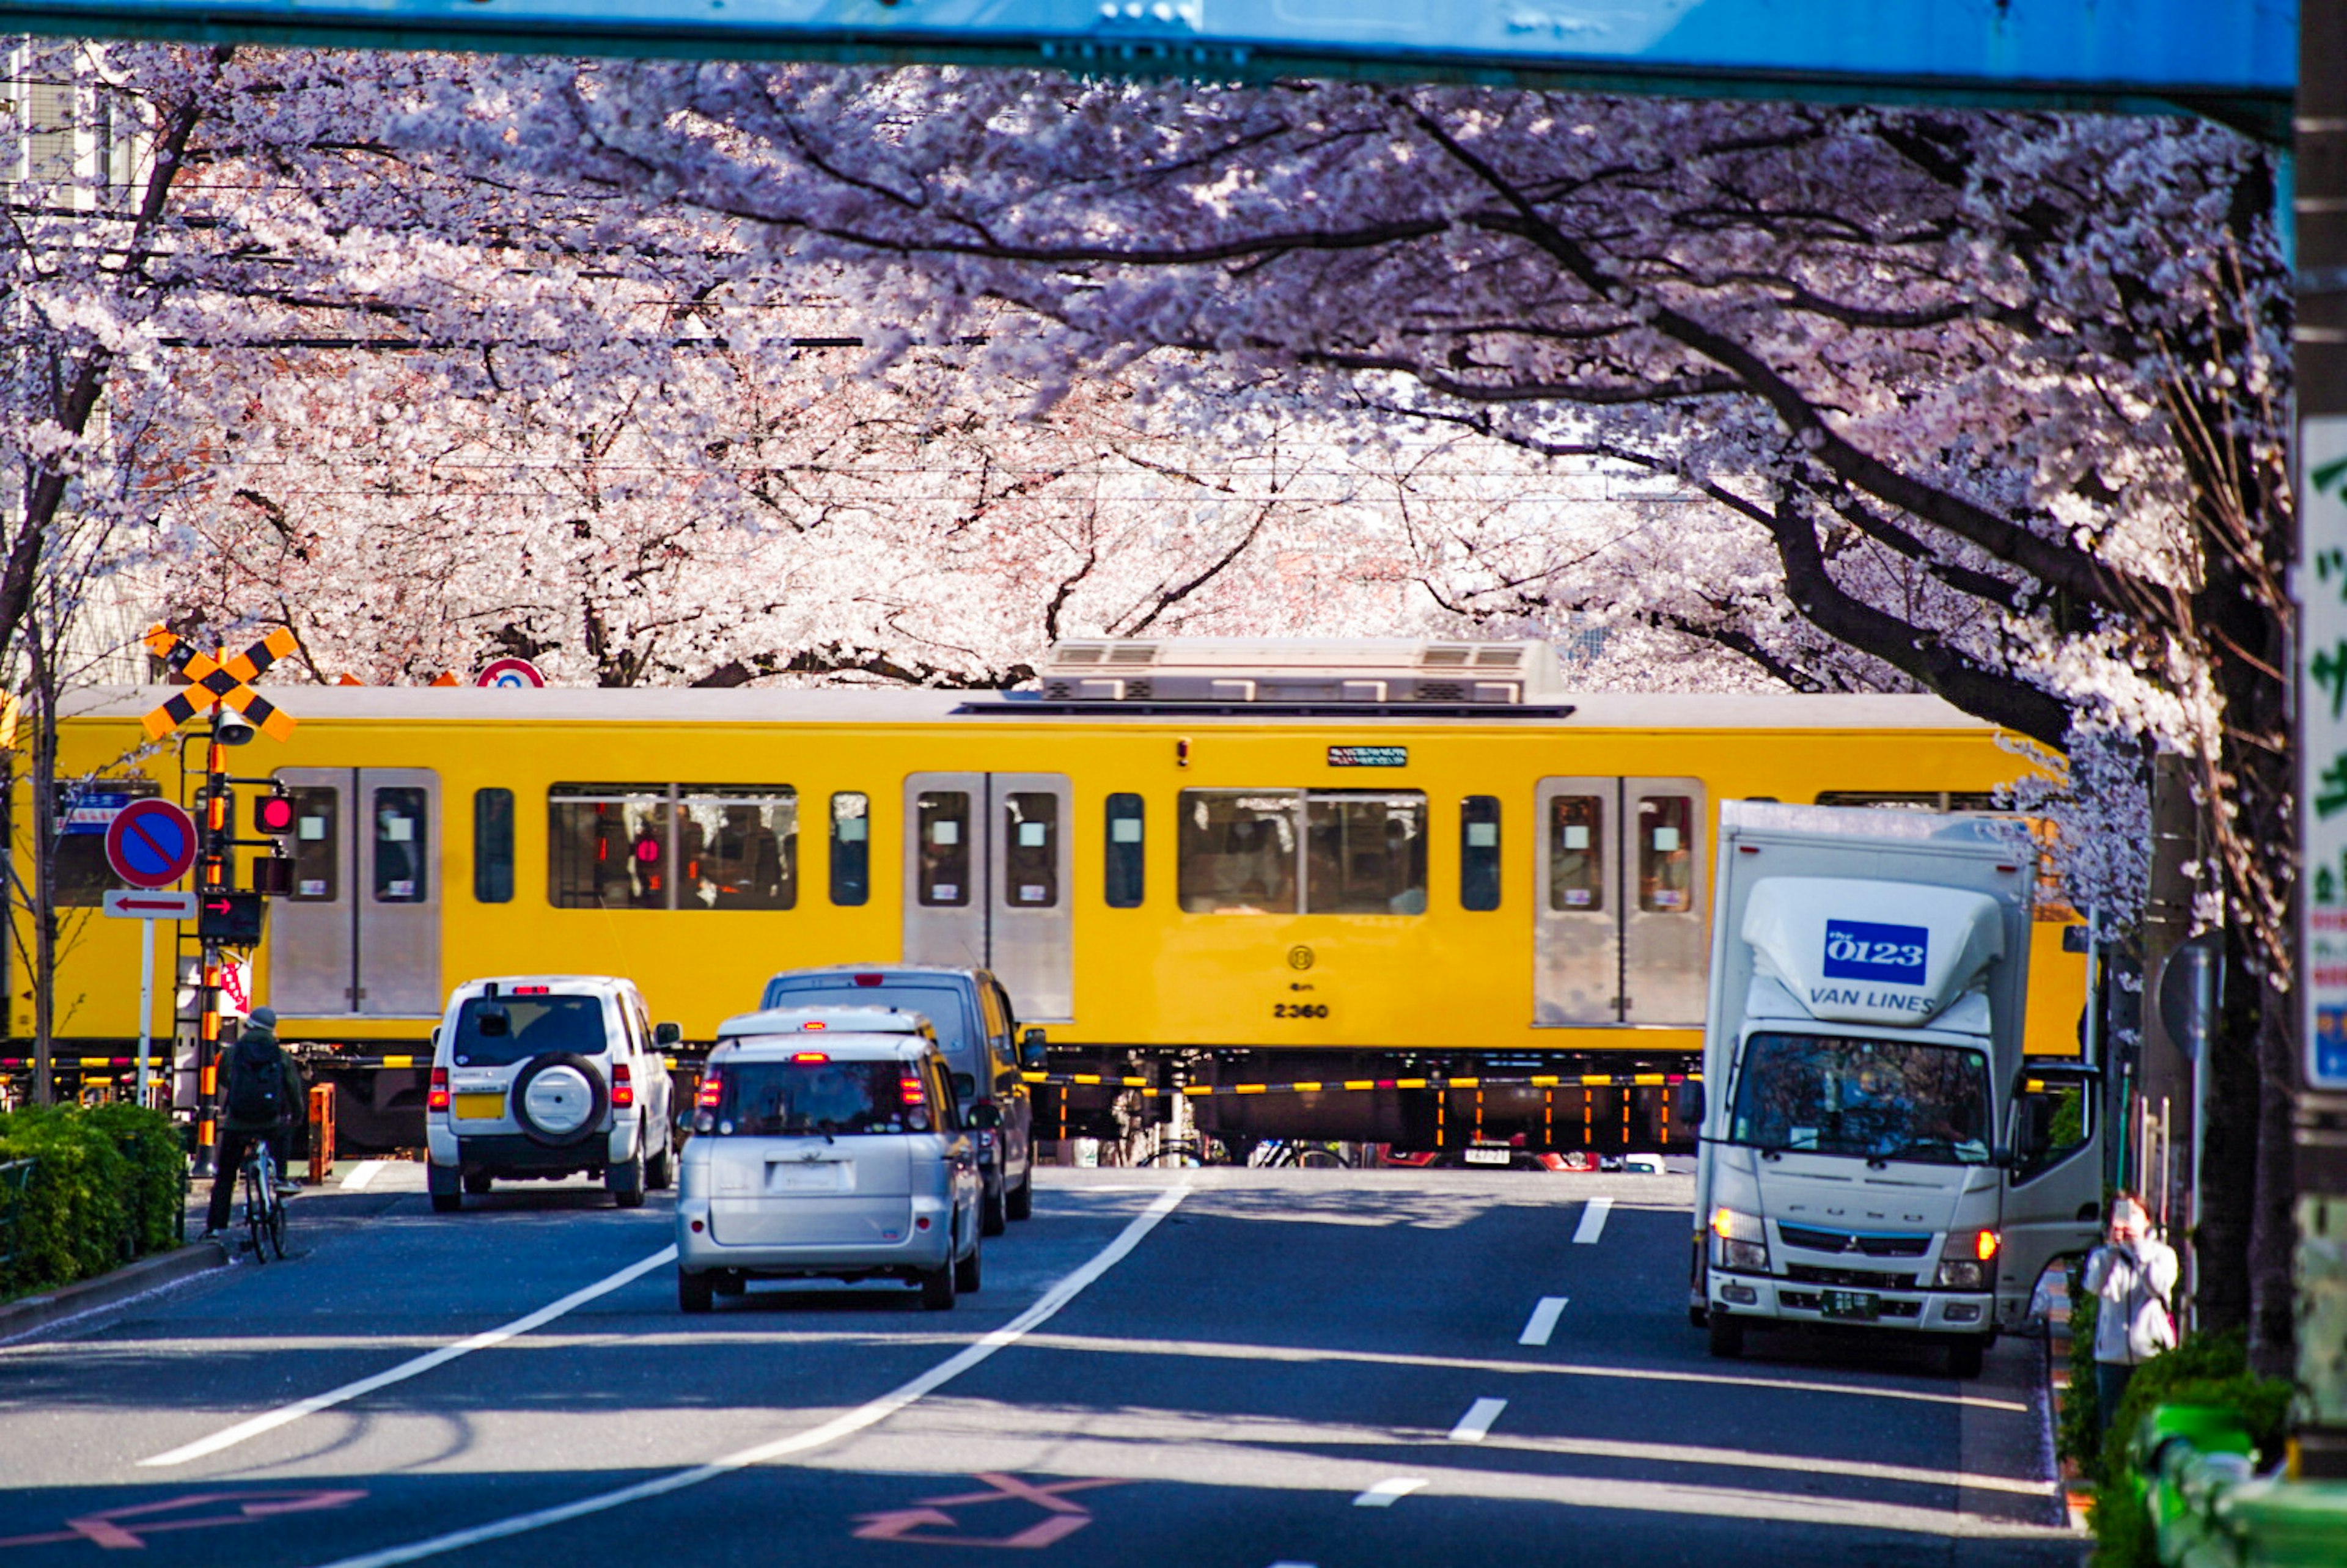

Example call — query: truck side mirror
[429,1025,441,1050]
[967,1101,1002,1130]
[653,1021,682,1047]
[952,1071,977,1103]
[1019,1027,1047,1073]
[1676,1080,1705,1128]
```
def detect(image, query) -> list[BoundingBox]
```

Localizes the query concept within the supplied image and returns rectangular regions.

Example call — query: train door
[1533,776,1708,1026]
[902,773,1073,1022]
[268,768,443,1016]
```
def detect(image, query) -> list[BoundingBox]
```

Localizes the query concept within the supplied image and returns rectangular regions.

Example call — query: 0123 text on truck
[1689,802,2103,1377]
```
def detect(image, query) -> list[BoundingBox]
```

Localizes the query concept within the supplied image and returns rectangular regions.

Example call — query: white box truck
[1689,802,2104,1377]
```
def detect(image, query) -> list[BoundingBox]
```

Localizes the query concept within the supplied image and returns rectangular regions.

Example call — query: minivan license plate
[1823,1290,1880,1322]
[1462,1146,1510,1166]
[768,1162,845,1193]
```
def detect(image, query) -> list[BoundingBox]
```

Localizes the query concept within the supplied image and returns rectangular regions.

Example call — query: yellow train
[8,640,2083,1151]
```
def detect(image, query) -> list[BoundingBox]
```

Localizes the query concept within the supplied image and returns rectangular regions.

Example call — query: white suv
[675,1006,986,1311]
[426,975,679,1212]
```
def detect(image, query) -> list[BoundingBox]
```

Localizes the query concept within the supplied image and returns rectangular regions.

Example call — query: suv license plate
[1823,1290,1881,1322]
[1462,1146,1510,1166]
[453,1093,505,1121]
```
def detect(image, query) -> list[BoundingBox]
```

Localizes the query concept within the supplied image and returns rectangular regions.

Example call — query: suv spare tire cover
[512,1052,609,1148]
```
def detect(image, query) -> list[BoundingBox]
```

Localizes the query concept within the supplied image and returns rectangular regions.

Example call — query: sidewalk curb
[0,1240,229,1341]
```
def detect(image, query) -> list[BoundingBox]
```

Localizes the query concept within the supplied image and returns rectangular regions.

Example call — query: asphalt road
[0,1165,2079,1568]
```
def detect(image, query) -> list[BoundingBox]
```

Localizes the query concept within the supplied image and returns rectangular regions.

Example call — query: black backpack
[226,1038,283,1123]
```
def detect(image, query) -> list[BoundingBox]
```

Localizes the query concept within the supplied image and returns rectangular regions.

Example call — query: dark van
[758,964,1040,1232]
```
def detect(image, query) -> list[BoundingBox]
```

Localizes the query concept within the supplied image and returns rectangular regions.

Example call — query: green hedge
[0,1104,187,1300]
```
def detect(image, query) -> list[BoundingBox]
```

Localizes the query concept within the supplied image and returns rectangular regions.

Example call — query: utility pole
[2293,0,2347,1481]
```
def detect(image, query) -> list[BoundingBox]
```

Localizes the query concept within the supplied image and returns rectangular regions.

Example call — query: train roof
[61,684,2000,732]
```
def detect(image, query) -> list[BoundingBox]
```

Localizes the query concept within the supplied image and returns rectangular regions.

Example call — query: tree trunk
[26,628,56,1108]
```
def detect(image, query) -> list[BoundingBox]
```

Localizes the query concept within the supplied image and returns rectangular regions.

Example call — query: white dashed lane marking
[1448,1398,1508,1443]
[1352,1478,1427,1508]
[1518,1296,1568,1346]
[1573,1196,1613,1245]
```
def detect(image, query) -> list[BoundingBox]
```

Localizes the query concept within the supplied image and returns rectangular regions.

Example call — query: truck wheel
[955,1240,982,1294]
[646,1134,674,1192]
[1005,1170,1033,1222]
[1688,1305,1710,1330]
[1706,1312,1745,1359]
[1948,1335,1988,1380]
[678,1269,714,1314]
[980,1182,1007,1237]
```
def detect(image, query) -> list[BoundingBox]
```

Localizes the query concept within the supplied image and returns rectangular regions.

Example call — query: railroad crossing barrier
[1015,1070,1699,1096]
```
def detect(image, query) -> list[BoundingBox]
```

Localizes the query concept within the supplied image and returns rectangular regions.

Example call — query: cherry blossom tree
[423,64,2293,1356]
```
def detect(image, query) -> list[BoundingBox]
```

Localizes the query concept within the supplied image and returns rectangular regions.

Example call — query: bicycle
[241,1141,289,1262]
[1249,1140,1353,1169]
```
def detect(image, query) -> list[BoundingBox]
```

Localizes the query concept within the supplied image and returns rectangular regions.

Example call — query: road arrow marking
[303,1185,1192,1568]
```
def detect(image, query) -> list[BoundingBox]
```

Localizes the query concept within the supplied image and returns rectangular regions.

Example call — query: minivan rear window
[702,1060,928,1137]
[450,994,608,1067]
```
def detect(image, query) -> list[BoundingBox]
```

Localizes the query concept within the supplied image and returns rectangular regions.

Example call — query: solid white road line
[1572,1196,1613,1245]
[1448,1397,1508,1443]
[140,1247,678,1468]
[304,1185,1193,1568]
[1352,1478,1428,1508]
[1518,1296,1568,1346]
[339,1160,391,1192]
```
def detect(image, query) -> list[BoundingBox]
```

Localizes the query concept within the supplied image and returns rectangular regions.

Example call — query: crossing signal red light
[255,794,296,834]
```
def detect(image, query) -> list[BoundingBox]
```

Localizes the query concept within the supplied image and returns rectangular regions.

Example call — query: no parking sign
[477,658,546,689]
[104,798,197,890]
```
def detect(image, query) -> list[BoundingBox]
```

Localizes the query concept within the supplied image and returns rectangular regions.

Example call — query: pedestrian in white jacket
[2081,1193,2180,1438]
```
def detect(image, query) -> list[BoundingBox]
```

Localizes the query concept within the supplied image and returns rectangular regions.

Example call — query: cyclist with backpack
[200,1006,304,1241]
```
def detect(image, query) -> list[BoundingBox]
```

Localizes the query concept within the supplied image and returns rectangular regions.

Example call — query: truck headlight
[1936,1229,1998,1290]
[1710,1206,1770,1273]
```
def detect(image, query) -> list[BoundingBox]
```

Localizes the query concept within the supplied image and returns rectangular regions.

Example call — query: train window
[372,787,429,903]
[1104,793,1145,907]
[1178,790,1299,914]
[548,784,669,909]
[1304,791,1426,914]
[1460,796,1501,912]
[473,788,514,904]
[677,785,798,910]
[1548,795,1605,911]
[916,791,972,906]
[290,786,339,903]
[1815,790,1999,812]
[1004,792,1059,909]
[830,792,871,906]
[53,779,161,907]
[1638,796,1695,914]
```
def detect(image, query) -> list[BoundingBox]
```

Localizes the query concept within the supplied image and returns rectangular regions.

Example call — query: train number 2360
[1273,1003,1331,1019]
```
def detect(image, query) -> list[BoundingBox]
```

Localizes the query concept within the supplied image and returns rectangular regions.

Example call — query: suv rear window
[702,1060,929,1137]
[450,994,609,1067]
[763,980,974,1057]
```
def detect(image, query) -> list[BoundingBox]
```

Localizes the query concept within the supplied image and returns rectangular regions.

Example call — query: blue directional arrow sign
[104,797,198,891]
[0,1,2297,138]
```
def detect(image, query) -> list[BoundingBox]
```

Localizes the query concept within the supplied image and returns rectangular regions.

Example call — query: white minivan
[425,975,680,1212]
[675,1006,986,1312]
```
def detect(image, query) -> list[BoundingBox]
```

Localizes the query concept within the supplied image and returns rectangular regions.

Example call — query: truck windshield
[1728,1033,1993,1164]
